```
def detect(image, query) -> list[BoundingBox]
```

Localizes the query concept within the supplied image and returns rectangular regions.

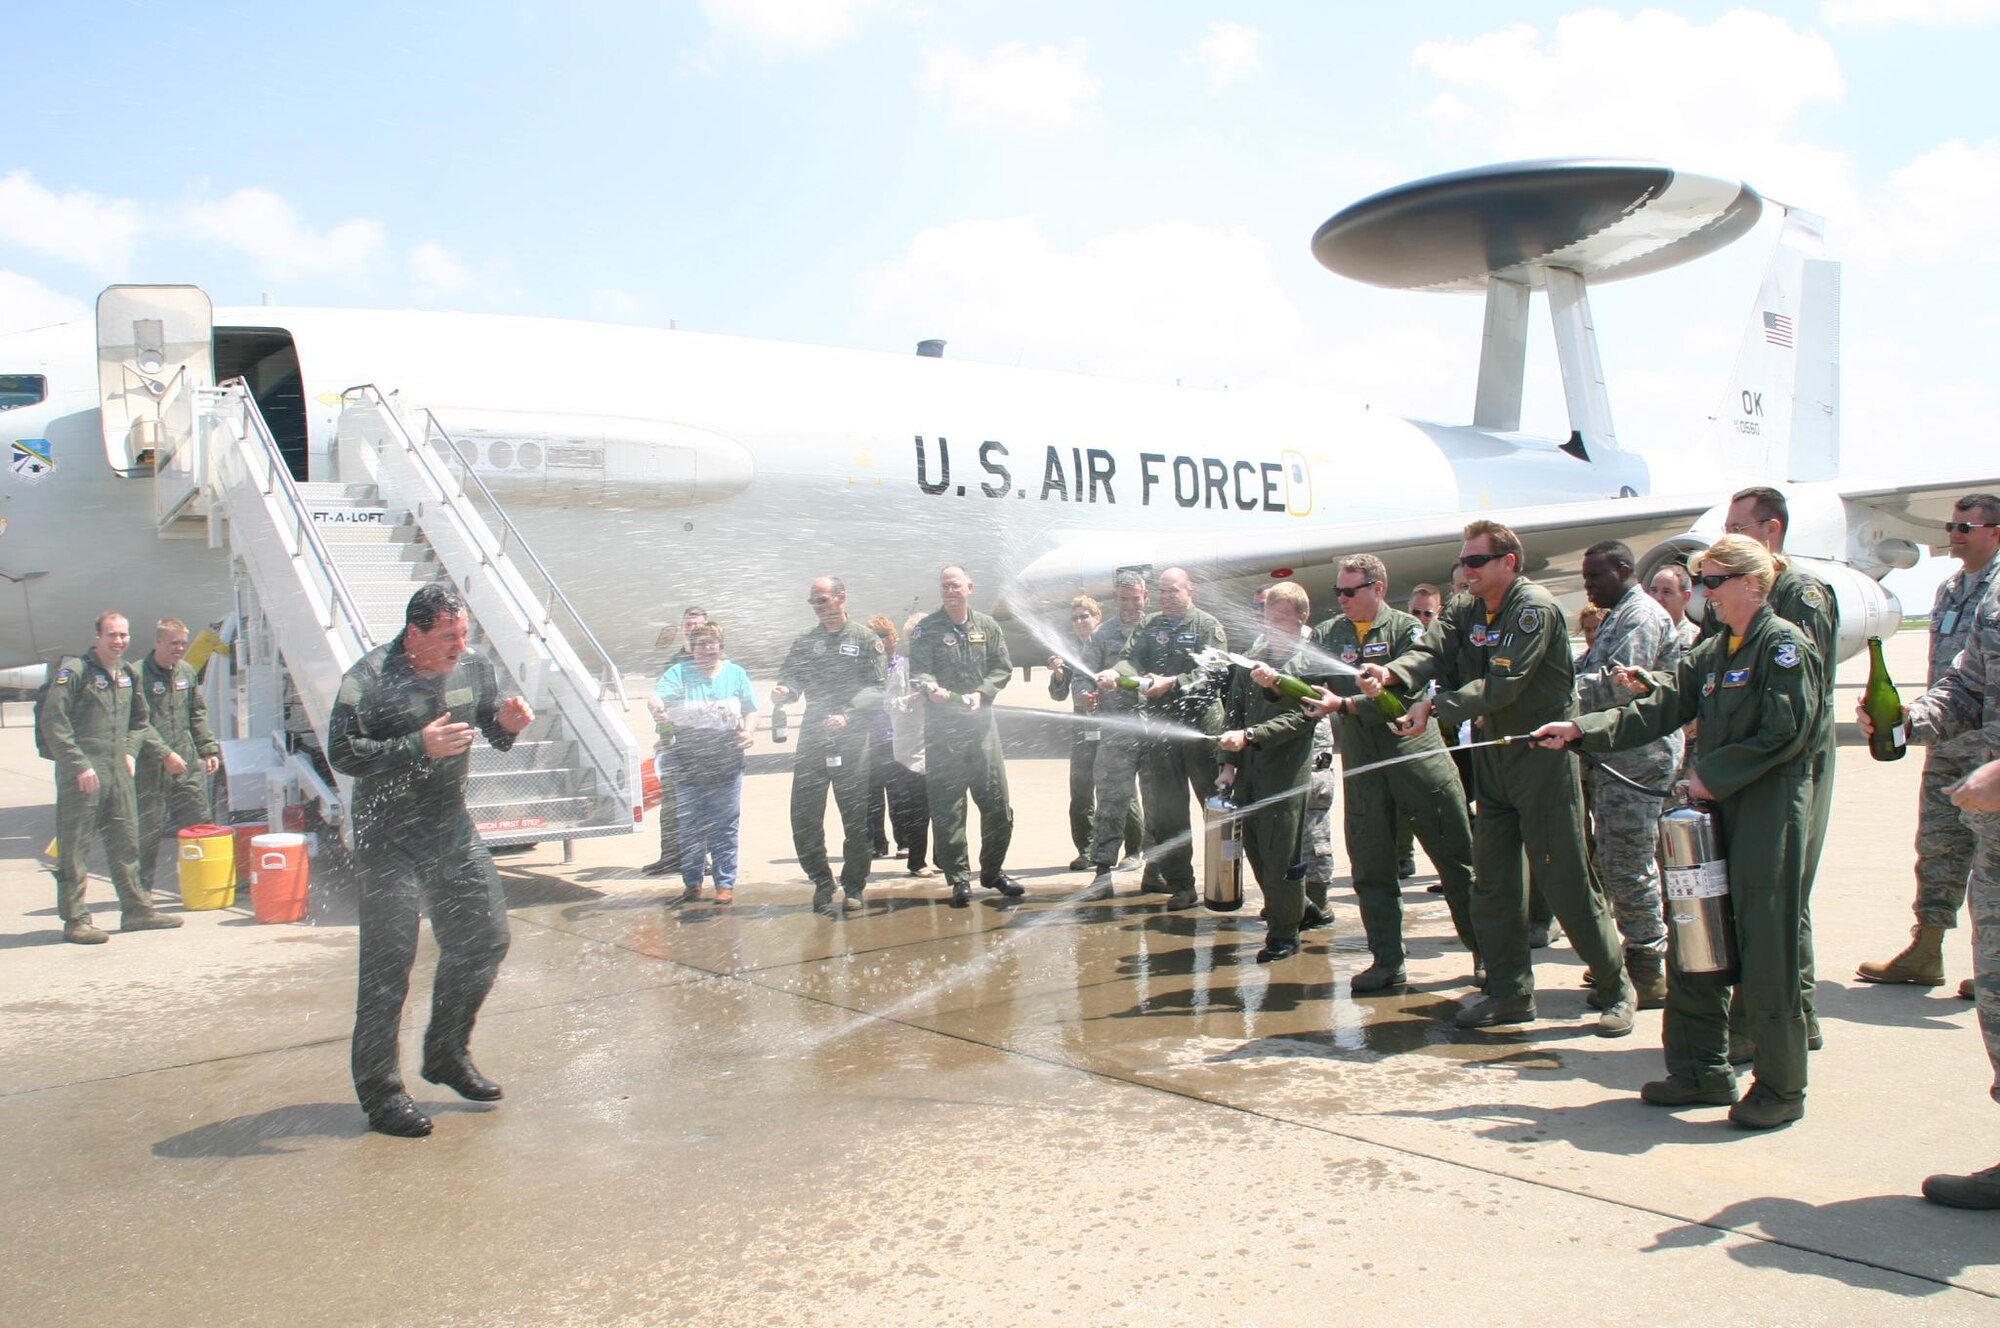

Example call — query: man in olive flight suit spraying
[1294,555,1478,990]
[907,565,1026,908]
[40,611,184,944]
[1099,567,1229,911]
[134,617,223,894]
[1363,520,1636,1037]
[773,576,887,916]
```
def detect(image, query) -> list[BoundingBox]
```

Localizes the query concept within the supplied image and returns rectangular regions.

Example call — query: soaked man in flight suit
[907,565,1026,907]
[1294,556,1479,991]
[134,617,223,893]
[772,577,886,917]
[40,611,183,944]
[329,584,535,1139]
[1366,520,1636,1036]
[1100,567,1229,911]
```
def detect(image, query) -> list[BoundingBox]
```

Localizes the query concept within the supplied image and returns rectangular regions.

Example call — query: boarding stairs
[163,380,643,851]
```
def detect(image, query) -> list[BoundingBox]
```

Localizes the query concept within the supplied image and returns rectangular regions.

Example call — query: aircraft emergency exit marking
[913,436,1290,511]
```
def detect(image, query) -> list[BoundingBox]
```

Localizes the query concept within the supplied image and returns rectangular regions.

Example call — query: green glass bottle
[1862,636,1906,762]
[1370,686,1407,720]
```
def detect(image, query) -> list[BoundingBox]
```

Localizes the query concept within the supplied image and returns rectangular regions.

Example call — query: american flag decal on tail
[1762,310,1794,348]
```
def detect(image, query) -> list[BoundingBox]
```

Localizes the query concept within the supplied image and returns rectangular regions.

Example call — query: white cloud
[859,217,1311,384]
[921,42,1102,132]
[181,187,384,280]
[1854,139,2000,261]
[0,172,141,274]
[409,241,473,292]
[1191,21,1261,92]
[0,270,90,333]
[1824,0,2000,26]
[699,0,888,53]
[1412,10,1852,215]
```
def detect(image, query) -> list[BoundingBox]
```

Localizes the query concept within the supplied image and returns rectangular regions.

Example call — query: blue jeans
[673,777,742,888]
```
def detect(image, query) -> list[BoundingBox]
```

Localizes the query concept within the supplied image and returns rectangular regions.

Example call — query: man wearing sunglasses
[1709,486,1838,1058]
[1352,521,1636,1036]
[1285,555,1478,990]
[1858,494,2000,998]
[1856,511,2000,1207]
[773,577,887,917]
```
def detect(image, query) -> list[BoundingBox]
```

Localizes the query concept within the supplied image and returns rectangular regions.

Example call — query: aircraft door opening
[215,328,310,481]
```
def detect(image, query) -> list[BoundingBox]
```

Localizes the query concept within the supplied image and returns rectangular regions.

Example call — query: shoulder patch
[1801,585,1826,610]
[1773,641,1801,669]
[1516,606,1542,634]
[910,626,922,640]
[1409,625,1423,643]
[54,668,71,684]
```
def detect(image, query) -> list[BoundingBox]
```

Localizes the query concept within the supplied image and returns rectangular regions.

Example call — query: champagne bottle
[1370,686,1407,720]
[768,706,789,745]
[1862,636,1906,762]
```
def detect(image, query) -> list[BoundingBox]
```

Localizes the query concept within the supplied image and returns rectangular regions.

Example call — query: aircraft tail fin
[1703,207,1841,482]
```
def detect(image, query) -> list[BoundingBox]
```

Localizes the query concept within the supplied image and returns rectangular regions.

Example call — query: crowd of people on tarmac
[31,491,2000,1202]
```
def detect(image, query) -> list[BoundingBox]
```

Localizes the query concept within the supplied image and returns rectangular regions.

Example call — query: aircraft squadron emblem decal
[1517,607,1541,634]
[1774,642,1801,668]
[10,438,53,483]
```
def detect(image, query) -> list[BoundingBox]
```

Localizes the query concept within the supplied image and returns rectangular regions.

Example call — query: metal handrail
[336,384,628,706]
[203,381,375,654]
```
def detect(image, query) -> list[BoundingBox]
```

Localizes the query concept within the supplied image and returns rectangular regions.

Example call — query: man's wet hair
[405,583,466,630]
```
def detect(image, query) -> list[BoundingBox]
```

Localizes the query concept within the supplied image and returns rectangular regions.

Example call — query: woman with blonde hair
[1531,534,1820,1129]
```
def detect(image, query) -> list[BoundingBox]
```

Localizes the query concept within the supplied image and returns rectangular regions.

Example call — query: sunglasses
[1334,584,1370,597]
[806,596,834,606]
[1454,552,1504,569]
[1944,521,1998,535]
[1694,572,1744,590]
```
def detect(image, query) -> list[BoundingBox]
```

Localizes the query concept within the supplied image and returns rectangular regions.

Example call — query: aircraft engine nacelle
[1802,557,1901,661]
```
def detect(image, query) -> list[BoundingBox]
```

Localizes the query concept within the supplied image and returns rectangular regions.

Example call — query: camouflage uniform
[1911,561,1998,930]
[1574,583,1684,956]
[1902,587,2000,1102]
[1303,717,1337,890]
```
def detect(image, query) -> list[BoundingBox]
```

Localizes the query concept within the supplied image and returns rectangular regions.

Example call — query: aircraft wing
[1013,491,1718,604]
[1834,472,2000,552]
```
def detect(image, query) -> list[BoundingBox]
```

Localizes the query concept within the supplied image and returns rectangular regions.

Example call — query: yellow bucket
[176,824,236,910]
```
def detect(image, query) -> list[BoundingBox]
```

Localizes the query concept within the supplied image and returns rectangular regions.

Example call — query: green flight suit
[1311,607,1479,969]
[40,651,157,926]
[135,654,221,890]
[776,619,887,900]
[1386,578,1630,1004]
[907,607,1014,889]
[1222,637,1316,940]
[1117,607,1229,893]
[1578,606,1819,1101]
[1703,562,1837,1029]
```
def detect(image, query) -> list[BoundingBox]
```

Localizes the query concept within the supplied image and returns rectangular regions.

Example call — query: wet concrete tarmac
[0,631,1993,1325]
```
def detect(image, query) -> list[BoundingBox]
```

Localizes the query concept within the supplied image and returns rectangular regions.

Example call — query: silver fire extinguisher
[1656,801,1739,987]
[1202,794,1243,912]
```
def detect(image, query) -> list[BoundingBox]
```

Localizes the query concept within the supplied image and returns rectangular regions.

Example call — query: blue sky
[5,1,1997,494]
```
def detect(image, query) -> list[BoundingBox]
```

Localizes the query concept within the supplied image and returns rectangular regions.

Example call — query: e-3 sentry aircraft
[0,158,1986,681]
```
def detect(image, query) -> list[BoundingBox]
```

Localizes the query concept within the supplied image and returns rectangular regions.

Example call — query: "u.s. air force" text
[913,436,1289,511]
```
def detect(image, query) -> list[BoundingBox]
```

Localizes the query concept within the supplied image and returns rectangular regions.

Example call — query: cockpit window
[0,374,47,411]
